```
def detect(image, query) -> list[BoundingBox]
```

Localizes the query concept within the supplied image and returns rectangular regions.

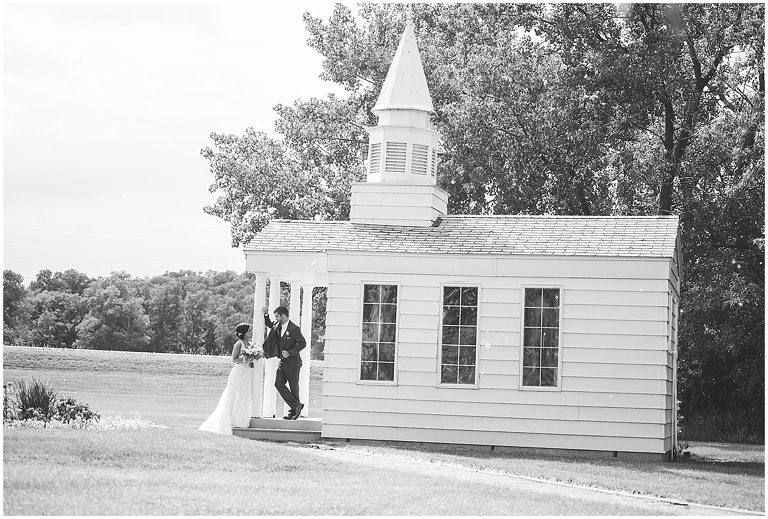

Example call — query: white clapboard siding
[482,301,521,318]
[478,330,519,345]
[564,333,668,350]
[327,296,360,313]
[496,256,670,280]
[399,314,440,330]
[479,315,519,333]
[533,278,670,292]
[562,376,671,394]
[328,253,498,276]
[399,299,440,316]
[323,324,358,342]
[324,366,360,384]
[322,338,358,355]
[321,424,665,454]
[322,381,668,409]
[327,281,361,299]
[577,405,667,423]
[566,304,669,321]
[323,352,359,369]
[321,259,675,456]
[478,343,518,360]
[324,410,665,438]
[399,356,437,373]
[566,289,668,306]
[483,287,522,303]
[399,342,438,359]
[400,284,441,301]
[325,395,667,424]
[563,319,668,336]
[399,328,438,343]
[477,373,518,389]
[325,310,362,327]
[563,348,668,365]
[398,371,443,386]
[564,362,668,380]
[478,359,518,376]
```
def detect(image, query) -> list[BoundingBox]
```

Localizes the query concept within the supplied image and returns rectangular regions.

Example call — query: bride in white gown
[199,323,259,434]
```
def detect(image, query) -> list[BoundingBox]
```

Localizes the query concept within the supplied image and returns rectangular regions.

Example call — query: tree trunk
[659,99,676,215]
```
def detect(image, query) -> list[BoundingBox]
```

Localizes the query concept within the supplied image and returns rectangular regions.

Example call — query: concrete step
[232,416,322,442]
[233,426,321,443]
[248,416,321,431]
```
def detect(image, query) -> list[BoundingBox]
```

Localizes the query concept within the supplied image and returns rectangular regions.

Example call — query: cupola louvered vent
[412,144,428,175]
[369,143,381,176]
[430,148,437,177]
[385,142,407,174]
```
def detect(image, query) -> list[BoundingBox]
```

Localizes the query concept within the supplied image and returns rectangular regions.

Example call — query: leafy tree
[147,275,184,353]
[202,129,338,247]
[27,290,86,348]
[538,3,764,215]
[675,102,764,439]
[311,287,327,360]
[3,270,29,345]
[30,269,91,295]
[75,272,151,351]
[180,281,212,355]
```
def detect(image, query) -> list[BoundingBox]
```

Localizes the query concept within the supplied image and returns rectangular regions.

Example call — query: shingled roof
[244,215,679,258]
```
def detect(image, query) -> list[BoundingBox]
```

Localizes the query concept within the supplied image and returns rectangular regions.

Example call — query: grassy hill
[3,346,765,515]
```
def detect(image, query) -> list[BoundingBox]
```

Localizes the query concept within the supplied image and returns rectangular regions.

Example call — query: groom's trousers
[275,363,301,412]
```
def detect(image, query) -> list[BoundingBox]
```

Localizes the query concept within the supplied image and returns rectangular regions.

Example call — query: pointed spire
[371,9,434,114]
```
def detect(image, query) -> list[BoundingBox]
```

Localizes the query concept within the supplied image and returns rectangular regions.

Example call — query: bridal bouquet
[241,345,263,368]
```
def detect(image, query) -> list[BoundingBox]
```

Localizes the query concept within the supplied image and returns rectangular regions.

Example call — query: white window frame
[357,281,401,386]
[519,285,563,391]
[437,283,481,389]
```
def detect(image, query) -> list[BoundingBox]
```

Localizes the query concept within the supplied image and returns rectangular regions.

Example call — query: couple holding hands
[198,306,307,434]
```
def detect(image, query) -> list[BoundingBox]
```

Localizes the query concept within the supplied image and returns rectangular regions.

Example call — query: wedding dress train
[198,363,253,434]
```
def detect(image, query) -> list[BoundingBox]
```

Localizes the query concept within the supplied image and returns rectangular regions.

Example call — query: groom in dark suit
[263,306,307,420]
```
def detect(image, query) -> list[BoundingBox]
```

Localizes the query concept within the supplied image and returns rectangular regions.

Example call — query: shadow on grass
[683,456,764,476]
[325,437,765,479]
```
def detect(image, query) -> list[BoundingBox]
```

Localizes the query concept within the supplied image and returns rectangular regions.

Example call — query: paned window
[361,284,398,381]
[440,286,478,385]
[522,288,561,388]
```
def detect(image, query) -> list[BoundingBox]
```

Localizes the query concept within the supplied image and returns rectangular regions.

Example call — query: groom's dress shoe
[290,403,304,420]
[282,411,294,420]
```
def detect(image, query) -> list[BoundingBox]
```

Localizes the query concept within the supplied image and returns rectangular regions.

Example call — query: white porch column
[262,277,281,418]
[286,282,301,417]
[250,275,267,418]
[299,285,313,417]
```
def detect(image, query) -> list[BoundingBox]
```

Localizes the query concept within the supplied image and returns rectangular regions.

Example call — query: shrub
[680,408,764,444]
[54,396,100,423]
[13,377,58,421]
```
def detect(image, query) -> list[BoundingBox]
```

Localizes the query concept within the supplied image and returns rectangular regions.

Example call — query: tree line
[3,269,327,360]
[201,4,764,440]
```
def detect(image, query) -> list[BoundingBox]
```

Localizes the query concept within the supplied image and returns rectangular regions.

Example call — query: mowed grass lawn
[3,346,765,515]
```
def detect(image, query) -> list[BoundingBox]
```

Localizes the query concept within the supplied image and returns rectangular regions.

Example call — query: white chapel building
[242,16,682,460]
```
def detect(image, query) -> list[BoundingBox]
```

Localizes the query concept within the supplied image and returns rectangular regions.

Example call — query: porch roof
[244,215,679,259]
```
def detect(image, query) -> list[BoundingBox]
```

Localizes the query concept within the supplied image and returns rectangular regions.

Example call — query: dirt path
[296,444,759,516]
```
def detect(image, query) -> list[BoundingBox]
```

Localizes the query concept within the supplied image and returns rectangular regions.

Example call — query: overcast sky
[3,2,352,282]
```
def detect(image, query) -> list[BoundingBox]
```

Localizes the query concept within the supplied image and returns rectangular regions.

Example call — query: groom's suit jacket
[263,315,306,372]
